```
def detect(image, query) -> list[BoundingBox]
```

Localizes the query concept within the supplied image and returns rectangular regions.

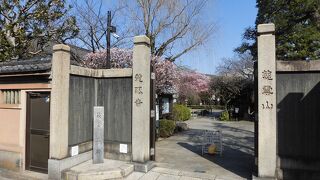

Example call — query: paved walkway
[0,116,254,180]
[154,116,254,180]
[126,167,217,180]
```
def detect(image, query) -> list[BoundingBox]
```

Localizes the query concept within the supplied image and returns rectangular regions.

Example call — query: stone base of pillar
[48,151,92,180]
[252,174,276,180]
[133,161,155,173]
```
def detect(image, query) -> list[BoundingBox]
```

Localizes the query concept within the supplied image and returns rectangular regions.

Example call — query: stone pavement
[63,159,134,179]
[0,116,254,180]
[0,168,48,180]
[155,116,254,180]
[0,166,246,180]
[125,167,217,180]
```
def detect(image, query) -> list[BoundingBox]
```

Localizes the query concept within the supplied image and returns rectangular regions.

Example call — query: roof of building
[0,43,89,75]
[0,56,52,75]
[160,87,177,95]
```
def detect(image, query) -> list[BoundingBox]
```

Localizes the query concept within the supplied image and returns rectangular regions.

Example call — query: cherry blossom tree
[83,49,178,94]
[83,48,132,68]
[175,69,210,104]
[154,60,179,94]
[83,49,210,103]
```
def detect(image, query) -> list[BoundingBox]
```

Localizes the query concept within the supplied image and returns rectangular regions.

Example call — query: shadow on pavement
[177,126,254,179]
[214,123,253,136]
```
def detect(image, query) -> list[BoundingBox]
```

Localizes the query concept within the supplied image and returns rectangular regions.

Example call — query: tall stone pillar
[257,23,277,178]
[132,35,151,163]
[49,44,70,159]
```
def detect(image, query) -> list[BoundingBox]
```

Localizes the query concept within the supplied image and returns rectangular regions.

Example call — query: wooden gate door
[26,92,50,173]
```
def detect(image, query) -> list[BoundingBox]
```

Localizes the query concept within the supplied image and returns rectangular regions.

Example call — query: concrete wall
[276,63,320,179]
[98,77,133,161]
[68,74,133,160]
[68,75,95,146]
[0,106,22,171]
[98,78,132,144]
[0,108,20,146]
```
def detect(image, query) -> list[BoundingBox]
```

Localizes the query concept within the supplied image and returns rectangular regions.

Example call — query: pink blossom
[82,49,210,96]
[83,49,177,94]
[176,69,210,99]
[154,59,179,94]
[83,48,132,69]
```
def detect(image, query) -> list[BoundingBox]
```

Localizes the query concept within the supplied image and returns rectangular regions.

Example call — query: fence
[68,68,133,160]
[276,60,320,179]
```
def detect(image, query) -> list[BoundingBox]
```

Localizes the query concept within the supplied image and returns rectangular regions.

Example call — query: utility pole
[106,11,111,69]
[106,11,116,69]
[150,63,156,161]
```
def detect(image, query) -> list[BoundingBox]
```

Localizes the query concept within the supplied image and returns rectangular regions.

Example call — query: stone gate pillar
[50,44,70,159]
[257,23,277,178]
[132,35,151,163]
[48,44,71,179]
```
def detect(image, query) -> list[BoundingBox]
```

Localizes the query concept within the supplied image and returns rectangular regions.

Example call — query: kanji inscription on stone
[135,98,143,106]
[93,106,104,164]
[135,73,143,82]
[262,85,273,95]
[262,70,273,80]
[262,101,273,109]
[135,87,143,94]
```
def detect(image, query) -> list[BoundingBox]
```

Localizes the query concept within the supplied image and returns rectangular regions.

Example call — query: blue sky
[176,0,258,74]
[74,0,257,75]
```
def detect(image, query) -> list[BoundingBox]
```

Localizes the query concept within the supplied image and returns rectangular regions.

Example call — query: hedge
[187,105,224,110]
[159,119,176,138]
[220,111,230,121]
[173,104,191,121]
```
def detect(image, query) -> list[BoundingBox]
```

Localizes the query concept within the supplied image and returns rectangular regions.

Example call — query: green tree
[213,53,254,110]
[0,0,79,61]
[210,76,246,110]
[236,0,320,60]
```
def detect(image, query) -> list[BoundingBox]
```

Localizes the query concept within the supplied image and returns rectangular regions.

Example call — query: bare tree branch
[120,0,215,61]
[70,0,215,61]
[70,0,129,52]
[216,53,254,80]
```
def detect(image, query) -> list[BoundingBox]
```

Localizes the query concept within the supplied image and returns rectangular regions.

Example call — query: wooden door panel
[26,92,50,173]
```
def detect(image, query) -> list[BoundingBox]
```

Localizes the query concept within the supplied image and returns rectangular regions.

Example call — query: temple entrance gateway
[1,24,319,180]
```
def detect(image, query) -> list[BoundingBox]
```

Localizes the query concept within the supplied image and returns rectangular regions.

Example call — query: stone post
[132,35,151,163]
[93,106,104,164]
[49,44,70,159]
[257,23,277,178]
